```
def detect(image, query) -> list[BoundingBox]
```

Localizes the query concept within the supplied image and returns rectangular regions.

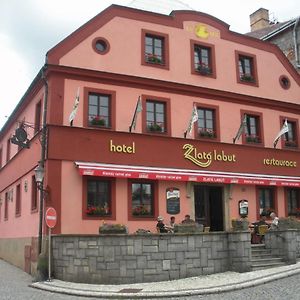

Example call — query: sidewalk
[30,262,300,298]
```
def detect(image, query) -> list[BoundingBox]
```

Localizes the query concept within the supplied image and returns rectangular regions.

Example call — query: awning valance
[75,162,300,187]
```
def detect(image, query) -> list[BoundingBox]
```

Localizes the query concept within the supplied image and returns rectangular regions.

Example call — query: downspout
[293,16,300,68]
[38,65,48,254]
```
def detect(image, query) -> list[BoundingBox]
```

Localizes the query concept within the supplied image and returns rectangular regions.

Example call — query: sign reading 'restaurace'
[263,158,297,167]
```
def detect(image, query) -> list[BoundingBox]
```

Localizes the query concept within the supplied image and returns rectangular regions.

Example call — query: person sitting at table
[251,213,269,244]
[181,214,195,224]
[156,216,168,233]
[270,212,279,230]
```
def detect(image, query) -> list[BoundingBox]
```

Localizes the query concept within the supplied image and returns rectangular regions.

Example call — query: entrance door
[194,185,224,231]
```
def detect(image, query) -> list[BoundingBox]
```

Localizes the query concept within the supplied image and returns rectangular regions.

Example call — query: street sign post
[45,207,57,281]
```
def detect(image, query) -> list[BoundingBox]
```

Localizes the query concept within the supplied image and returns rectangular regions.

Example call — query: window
[88,93,111,128]
[131,182,154,217]
[15,184,21,216]
[92,37,110,55]
[283,120,298,148]
[34,101,42,134]
[235,51,258,86]
[142,30,169,69]
[86,179,111,217]
[31,175,38,211]
[6,139,10,163]
[145,34,164,64]
[279,75,290,90]
[146,100,166,133]
[258,187,275,216]
[245,114,261,144]
[4,192,8,220]
[197,108,216,139]
[287,188,300,217]
[194,45,212,75]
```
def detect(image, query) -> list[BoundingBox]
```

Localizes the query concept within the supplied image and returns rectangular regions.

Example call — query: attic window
[279,75,290,90]
[92,37,110,55]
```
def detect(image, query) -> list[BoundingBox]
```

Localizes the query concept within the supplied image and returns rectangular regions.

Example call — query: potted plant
[132,205,151,216]
[86,205,110,216]
[145,53,162,64]
[285,140,297,148]
[197,63,211,75]
[148,123,163,132]
[99,223,127,234]
[246,135,260,143]
[90,116,105,126]
[199,129,215,138]
[231,218,249,231]
[240,73,255,82]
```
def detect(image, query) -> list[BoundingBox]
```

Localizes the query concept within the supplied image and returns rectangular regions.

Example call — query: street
[1,259,300,299]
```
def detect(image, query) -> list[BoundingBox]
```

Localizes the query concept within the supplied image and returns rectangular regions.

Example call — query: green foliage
[278,217,300,230]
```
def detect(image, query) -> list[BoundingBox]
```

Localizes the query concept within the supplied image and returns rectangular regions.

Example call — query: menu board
[166,188,180,214]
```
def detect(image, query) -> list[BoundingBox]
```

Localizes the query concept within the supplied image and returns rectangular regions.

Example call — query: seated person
[270,212,279,230]
[165,216,176,233]
[156,216,168,233]
[181,214,195,224]
[251,214,269,244]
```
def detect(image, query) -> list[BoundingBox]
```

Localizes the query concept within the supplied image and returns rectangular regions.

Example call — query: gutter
[293,16,300,68]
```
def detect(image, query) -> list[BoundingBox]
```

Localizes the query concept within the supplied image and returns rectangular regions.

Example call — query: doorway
[194,185,224,231]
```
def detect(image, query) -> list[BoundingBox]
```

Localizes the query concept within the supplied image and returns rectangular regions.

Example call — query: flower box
[197,65,211,75]
[240,74,255,82]
[132,205,151,216]
[90,116,105,126]
[231,219,249,231]
[199,129,215,138]
[146,54,162,64]
[86,205,109,216]
[246,135,260,143]
[99,223,127,234]
[148,123,163,132]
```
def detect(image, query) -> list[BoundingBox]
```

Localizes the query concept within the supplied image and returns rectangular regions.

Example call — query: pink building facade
[0,5,300,272]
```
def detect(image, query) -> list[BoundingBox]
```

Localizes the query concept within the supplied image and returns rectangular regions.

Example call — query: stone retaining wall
[264,229,300,263]
[52,232,251,284]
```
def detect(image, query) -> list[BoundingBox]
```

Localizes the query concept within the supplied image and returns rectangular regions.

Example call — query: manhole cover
[118,288,143,293]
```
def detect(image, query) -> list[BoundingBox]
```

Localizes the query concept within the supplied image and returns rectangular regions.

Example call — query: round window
[279,75,290,90]
[92,37,110,55]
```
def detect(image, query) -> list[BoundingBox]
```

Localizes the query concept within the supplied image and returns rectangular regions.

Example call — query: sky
[0,0,299,130]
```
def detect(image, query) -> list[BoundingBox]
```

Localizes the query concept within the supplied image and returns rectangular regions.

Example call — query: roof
[246,18,298,40]
[128,0,194,15]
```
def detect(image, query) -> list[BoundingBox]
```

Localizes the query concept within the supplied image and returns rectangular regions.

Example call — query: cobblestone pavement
[0,259,90,300]
[2,258,300,300]
[163,274,300,300]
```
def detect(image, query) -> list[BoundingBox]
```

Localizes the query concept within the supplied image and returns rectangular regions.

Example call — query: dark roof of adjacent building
[246,18,298,40]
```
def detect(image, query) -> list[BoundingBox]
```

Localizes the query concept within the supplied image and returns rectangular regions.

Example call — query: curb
[30,265,300,299]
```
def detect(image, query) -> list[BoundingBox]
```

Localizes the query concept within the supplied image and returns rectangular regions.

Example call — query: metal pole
[48,227,51,281]
[38,66,48,255]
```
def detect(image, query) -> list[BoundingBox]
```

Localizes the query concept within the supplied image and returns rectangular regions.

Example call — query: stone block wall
[52,232,250,284]
[265,229,300,263]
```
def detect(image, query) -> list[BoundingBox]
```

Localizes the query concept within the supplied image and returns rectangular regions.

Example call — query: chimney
[250,8,270,32]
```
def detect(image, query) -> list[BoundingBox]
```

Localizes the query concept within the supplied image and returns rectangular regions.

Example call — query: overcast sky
[0,0,299,130]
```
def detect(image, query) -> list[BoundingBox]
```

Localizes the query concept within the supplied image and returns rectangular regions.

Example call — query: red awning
[75,162,300,187]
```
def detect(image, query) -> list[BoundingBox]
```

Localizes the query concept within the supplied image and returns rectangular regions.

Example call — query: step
[251,261,286,271]
[251,257,284,265]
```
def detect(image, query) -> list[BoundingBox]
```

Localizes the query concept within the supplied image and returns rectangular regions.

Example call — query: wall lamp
[34,162,49,196]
